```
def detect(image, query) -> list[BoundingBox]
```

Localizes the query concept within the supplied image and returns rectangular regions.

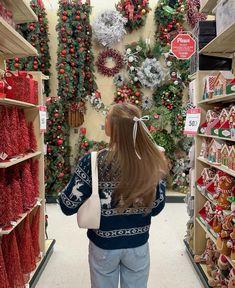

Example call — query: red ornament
[62,37,67,43]
[40,27,44,32]
[70,48,74,53]
[15,57,19,62]
[71,62,75,67]
[59,172,64,178]
[14,63,19,68]
[62,15,67,21]
[57,139,63,145]
[61,49,66,55]
[58,125,62,130]
[40,47,44,53]
[29,25,34,30]
[135,91,140,97]
[76,15,80,20]
[47,147,52,153]
[54,113,59,117]
[34,65,38,70]
[59,68,65,74]
[63,11,68,16]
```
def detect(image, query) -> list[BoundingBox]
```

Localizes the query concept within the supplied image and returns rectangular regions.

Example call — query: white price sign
[184,108,201,135]
[39,105,47,133]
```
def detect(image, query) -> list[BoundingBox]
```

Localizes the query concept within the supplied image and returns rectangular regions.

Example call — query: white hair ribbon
[133,115,165,160]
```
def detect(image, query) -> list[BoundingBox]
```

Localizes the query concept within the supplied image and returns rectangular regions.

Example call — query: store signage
[39,105,47,133]
[184,108,201,135]
[171,34,196,59]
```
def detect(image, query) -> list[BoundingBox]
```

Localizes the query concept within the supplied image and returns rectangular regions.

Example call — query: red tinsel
[9,107,20,156]
[28,121,38,152]
[17,215,36,277]
[19,109,30,154]
[31,207,41,262]
[0,170,14,229]
[31,159,40,199]
[186,0,206,28]
[2,231,25,288]
[0,243,10,288]
[7,166,24,220]
[0,106,13,160]
[95,49,124,77]
[21,161,36,211]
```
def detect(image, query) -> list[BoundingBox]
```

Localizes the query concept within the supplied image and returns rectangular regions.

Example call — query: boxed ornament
[207,139,223,165]
[226,78,235,95]
[213,71,234,96]
[214,0,235,35]
[203,75,216,99]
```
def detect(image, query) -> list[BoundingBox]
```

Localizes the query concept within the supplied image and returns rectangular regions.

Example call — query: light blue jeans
[89,241,150,288]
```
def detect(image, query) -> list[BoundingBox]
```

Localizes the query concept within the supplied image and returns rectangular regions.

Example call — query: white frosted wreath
[137,58,165,89]
[93,10,127,47]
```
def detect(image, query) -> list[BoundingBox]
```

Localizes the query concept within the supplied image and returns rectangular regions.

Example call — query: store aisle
[36,203,203,288]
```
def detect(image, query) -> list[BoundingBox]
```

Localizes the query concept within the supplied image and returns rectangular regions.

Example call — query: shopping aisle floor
[36,203,203,288]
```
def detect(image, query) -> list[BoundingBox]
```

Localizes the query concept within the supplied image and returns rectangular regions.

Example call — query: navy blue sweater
[59,150,166,250]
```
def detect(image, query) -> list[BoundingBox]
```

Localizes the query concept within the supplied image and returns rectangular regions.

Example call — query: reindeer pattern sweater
[59,150,166,250]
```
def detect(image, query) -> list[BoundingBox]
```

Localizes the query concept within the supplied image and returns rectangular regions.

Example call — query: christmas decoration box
[214,0,235,35]
[211,108,231,139]
[205,109,220,135]
[198,201,215,228]
[207,139,222,165]
[226,78,235,95]
[228,146,235,171]
[213,71,234,96]
[221,144,230,167]
[198,121,207,134]
[203,75,216,100]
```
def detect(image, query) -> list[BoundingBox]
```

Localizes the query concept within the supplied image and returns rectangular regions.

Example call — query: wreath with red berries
[116,0,151,32]
[95,49,124,77]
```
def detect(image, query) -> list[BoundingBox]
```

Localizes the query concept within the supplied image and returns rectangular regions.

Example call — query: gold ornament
[117,92,121,96]
[141,9,146,15]
[135,100,139,104]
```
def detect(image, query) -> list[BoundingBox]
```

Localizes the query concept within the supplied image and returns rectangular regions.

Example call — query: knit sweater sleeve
[58,153,92,216]
[151,179,166,216]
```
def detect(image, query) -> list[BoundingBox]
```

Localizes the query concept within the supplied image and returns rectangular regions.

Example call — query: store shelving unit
[0,16,38,59]
[0,2,54,287]
[185,17,235,286]
[200,0,217,14]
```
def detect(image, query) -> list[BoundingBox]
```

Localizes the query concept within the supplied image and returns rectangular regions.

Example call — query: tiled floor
[36,203,203,288]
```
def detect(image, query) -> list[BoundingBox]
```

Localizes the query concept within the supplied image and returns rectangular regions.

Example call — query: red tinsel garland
[95,49,124,77]
[0,243,10,288]
[31,207,41,262]
[2,231,25,288]
[16,215,36,277]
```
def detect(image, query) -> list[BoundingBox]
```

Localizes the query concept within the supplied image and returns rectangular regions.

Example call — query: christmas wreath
[116,0,151,32]
[137,58,165,89]
[96,49,124,77]
[93,10,127,47]
[114,84,142,107]
[86,90,108,114]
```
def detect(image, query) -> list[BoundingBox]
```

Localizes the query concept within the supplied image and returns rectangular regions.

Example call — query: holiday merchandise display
[6,0,51,96]
[1,209,42,287]
[93,10,127,47]
[114,83,142,106]
[116,0,151,32]
[45,97,71,201]
[95,49,124,77]
[0,106,37,161]
[2,71,38,104]
[86,90,107,114]
[186,0,206,29]
[0,0,15,28]
[75,128,108,164]
[56,0,97,119]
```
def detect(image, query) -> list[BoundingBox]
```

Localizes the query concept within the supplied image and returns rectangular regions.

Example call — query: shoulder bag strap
[91,151,99,196]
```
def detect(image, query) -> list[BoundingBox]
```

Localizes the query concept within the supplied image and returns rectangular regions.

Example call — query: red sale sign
[171,34,196,59]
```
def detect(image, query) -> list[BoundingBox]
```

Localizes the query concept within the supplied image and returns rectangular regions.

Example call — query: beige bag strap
[91,151,99,196]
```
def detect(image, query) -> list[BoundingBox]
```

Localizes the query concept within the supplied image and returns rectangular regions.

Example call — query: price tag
[184,108,201,135]
[39,106,47,133]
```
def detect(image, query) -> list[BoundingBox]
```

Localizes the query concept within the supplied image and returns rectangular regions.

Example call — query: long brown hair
[106,103,168,209]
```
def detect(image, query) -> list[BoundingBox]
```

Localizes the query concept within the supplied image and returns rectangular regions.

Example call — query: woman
[59,103,168,288]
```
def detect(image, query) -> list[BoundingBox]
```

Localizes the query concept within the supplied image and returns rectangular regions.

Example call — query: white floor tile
[36,203,203,288]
